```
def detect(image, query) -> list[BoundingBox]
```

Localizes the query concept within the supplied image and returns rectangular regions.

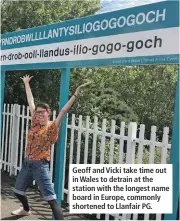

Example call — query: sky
[99,0,166,13]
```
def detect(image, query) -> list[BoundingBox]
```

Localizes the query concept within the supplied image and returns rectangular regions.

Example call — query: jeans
[14,158,56,201]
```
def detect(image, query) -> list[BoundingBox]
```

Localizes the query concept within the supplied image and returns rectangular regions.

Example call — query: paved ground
[1,171,93,220]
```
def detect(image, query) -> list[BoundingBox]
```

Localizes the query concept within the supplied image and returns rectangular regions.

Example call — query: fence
[0,104,171,220]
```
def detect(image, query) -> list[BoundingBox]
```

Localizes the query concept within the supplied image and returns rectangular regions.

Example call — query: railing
[1,104,171,220]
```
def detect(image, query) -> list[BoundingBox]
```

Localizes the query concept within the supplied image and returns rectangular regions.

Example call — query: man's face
[34,107,49,125]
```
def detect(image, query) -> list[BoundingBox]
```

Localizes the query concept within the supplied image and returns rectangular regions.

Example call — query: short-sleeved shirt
[25,114,59,161]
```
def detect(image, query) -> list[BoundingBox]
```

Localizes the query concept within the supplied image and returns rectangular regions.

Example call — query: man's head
[34,103,51,125]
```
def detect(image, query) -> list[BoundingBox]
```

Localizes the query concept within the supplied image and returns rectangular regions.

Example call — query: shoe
[11,207,31,216]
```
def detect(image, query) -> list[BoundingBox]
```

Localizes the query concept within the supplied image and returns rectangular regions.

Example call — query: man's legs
[12,162,33,215]
[48,199,64,220]
[14,193,30,211]
[33,162,64,220]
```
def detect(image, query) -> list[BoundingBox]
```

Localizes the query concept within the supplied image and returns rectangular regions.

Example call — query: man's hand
[75,81,91,94]
[20,75,33,84]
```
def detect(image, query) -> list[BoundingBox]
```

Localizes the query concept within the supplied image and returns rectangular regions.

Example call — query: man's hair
[35,103,51,113]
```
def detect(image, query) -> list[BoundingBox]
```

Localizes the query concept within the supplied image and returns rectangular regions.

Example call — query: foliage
[1,0,100,33]
[69,66,177,139]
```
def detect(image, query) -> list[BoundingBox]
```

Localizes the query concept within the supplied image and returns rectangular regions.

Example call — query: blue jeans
[14,158,56,201]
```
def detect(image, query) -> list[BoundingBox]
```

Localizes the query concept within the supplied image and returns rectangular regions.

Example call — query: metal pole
[1,70,5,147]
[54,68,70,203]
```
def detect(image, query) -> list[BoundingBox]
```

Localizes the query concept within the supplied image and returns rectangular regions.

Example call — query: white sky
[99,0,166,13]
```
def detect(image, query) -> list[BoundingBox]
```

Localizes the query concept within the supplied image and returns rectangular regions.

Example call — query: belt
[24,158,48,165]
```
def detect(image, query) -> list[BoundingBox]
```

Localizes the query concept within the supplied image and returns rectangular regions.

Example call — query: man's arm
[54,82,90,128]
[20,75,35,116]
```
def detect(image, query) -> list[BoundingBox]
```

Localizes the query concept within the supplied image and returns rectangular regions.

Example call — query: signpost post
[0,70,5,138]
[1,1,179,219]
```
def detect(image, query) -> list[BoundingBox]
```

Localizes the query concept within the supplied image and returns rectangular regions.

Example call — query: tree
[1,0,100,33]
[1,0,101,111]
[69,65,177,139]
